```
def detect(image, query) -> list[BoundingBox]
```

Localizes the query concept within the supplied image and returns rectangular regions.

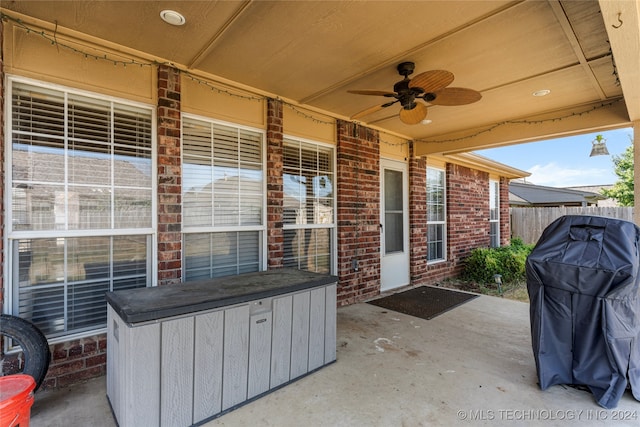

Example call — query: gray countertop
[105,268,337,324]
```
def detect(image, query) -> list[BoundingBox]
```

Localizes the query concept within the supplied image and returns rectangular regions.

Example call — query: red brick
[157,65,183,285]
[266,98,284,268]
[46,359,85,377]
[57,366,105,388]
[86,353,107,368]
[52,347,69,361]
[83,340,97,354]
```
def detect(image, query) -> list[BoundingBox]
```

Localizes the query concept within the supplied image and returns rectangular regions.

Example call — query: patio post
[157,64,183,286]
[634,121,640,226]
[0,16,4,308]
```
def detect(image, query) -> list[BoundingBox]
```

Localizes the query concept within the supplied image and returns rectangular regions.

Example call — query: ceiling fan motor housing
[394,78,425,108]
[397,61,416,77]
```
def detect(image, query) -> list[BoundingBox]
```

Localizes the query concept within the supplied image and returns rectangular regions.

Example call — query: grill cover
[526,215,640,408]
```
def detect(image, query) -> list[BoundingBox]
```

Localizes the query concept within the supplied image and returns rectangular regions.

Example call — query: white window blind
[11,82,153,231]
[182,116,265,280]
[8,79,154,339]
[184,231,260,280]
[282,138,335,274]
[15,236,150,337]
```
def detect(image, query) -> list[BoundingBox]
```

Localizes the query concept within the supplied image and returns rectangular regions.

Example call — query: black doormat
[368,286,479,320]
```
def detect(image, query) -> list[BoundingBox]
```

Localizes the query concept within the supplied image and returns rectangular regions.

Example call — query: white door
[380,159,410,291]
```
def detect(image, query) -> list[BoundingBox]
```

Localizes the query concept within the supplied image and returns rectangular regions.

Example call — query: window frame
[181,113,267,280]
[4,75,157,343]
[489,179,500,248]
[282,135,337,275]
[426,166,447,264]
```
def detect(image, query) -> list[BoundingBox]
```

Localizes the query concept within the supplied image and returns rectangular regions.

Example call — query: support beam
[600,0,640,123]
[414,99,630,156]
[634,121,640,226]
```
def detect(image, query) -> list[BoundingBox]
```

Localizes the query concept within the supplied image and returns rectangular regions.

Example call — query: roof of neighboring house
[566,184,618,207]
[566,184,613,194]
[509,181,606,206]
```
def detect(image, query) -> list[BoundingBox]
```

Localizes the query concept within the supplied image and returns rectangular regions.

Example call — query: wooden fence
[510,207,635,244]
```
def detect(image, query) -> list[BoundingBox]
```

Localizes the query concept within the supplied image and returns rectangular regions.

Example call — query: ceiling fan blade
[429,87,482,106]
[351,103,391,120]
[399,102,428,125]
[409,70,454,92]
[347,90,397,97]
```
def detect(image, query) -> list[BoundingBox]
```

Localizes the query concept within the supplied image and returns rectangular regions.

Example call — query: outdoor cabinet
[106,269,337,427]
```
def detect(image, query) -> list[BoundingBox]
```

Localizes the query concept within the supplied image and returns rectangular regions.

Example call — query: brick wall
[447,163,490,271]
[157,65,183,286]
[409,142,428,284]
[266,98,284,268]
[336,121,381,305]
[411,162,492,286]
[42,335,107,389]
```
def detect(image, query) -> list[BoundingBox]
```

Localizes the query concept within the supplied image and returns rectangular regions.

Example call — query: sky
[476,127,633,188]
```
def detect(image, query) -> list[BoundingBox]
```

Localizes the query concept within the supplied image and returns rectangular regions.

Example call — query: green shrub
[461,239,534,283]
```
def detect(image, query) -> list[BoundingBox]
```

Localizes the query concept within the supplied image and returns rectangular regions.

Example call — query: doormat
[367,286,479,320]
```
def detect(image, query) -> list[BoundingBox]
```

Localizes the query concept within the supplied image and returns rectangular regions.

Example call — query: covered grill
[526,215,640,408]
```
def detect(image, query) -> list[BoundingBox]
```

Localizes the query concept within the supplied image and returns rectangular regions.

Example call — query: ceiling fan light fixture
[532,89,551,97]
[399,102,427,124]
[160,10,186,26]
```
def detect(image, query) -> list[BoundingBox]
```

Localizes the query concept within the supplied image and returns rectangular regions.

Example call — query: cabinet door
[290,291,311,379]
[308,287,326,371]
[161,316,195,427]
[222,305,250,410]
[110,307,161,427]
[270,295,293,388]
[193,310,224,422]
[248,310,273,398]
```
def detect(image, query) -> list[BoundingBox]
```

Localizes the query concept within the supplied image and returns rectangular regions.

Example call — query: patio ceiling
[4,0,639,155]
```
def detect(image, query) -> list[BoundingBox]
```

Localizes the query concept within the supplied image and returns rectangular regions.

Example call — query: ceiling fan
[348,62,482,125]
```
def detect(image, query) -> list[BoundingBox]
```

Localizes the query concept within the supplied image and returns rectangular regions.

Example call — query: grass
[438,277,530,303]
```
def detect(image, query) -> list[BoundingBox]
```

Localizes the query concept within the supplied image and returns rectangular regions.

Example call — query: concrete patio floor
[30,292,640,426]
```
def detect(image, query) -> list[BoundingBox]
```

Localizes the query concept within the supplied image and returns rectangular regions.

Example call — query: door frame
[380,158,410,292]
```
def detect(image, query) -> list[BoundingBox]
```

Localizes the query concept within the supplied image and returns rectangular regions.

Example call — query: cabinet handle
[256,318,267,324]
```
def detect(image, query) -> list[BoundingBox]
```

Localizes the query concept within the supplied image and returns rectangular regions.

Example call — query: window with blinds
[182,115,265,280]
[8,78,153,339]
[427,167,446,262]
[282,138,335,274]
[489,180,500,247]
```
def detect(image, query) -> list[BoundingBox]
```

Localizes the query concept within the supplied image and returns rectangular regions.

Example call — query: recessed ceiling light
[421,119,433,125]
[160,10,186,26]
[532,89,551,97]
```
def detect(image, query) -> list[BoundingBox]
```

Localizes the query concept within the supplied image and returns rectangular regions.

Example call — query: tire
[1,314,51,391]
